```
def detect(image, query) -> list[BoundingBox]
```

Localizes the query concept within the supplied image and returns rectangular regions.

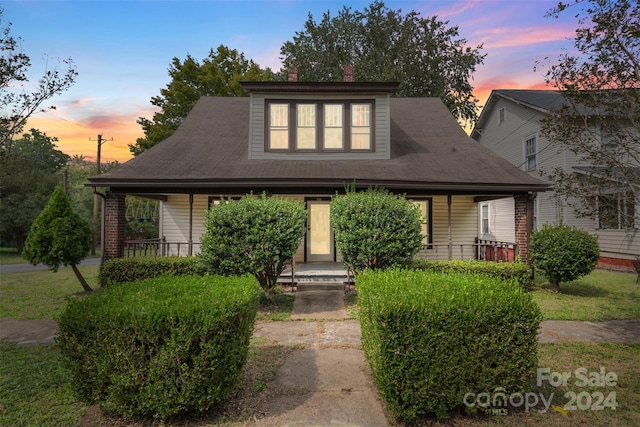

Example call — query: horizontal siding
[423,195,478,260]
[160,195,208,256]
[483,197,515,242]
[592,229,640,260]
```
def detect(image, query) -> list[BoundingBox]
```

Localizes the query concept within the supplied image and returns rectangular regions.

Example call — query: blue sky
[3,0,579,161]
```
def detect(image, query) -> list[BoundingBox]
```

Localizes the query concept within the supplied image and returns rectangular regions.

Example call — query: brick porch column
[104,191,126,260]
[514,193,534,266]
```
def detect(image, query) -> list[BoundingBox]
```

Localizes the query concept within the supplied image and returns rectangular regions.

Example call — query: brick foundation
[597,257,636,273]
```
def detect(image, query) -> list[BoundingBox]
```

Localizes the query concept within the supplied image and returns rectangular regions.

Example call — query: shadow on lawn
[536,282,610,298]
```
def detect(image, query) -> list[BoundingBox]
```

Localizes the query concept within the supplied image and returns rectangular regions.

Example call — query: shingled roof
[88,96,548,194]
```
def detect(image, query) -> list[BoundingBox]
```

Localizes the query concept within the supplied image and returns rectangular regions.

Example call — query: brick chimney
[343,65,354,82]
[288,67,298,82]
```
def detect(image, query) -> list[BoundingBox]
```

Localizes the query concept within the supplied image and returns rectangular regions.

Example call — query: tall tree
[280,1,485,124]
[539,0,639,228]
[0,129,69,251]
[23,186,92,291]
[130,45,276,155]
[0,7,77,147]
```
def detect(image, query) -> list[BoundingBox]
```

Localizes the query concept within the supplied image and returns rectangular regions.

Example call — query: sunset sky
[3,0,581,163]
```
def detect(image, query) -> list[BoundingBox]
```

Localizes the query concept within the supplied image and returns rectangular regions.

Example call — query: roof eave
[240,81,400,94]
[86,177,549,194]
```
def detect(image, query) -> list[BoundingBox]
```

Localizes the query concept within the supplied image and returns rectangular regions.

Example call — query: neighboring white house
[472,89,639,272]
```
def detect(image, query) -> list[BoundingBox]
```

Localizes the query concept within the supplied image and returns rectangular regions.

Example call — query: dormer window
[267,100,374,152]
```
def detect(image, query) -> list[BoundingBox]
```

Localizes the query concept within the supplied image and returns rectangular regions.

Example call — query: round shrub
[56,275,260,421]
[331,188,423,273]
[530,224,600,291]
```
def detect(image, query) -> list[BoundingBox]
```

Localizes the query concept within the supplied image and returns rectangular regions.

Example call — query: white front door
[306,201,334,262]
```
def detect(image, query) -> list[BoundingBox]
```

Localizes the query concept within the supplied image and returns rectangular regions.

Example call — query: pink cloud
[476,26,573,49]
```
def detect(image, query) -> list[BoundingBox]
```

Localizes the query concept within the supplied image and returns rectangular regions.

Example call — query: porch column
[447,195,453,259]
[188,194,193,256]
[514,193,534,266]
[104,191,126,260]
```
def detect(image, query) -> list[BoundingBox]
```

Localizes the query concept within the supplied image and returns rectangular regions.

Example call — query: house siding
[423,195,479,260]
[248,93,391,160]
[480,197,516,243]
[158,193,481,262]
[160,195,209,256]
[476,91,639,271]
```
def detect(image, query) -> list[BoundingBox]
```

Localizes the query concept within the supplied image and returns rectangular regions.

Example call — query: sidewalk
[2,281,639,426]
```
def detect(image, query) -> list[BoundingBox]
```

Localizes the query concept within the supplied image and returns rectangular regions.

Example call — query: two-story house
[472,89,638,272]
[88,72,548,265]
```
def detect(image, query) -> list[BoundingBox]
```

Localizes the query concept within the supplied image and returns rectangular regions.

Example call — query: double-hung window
[481,203,490,235]
[597,192,636,230]
[269,103,289,150]
[267,100,373,152]
[324,104,344,149]
[525,135,537,171]
[296,104,316,150]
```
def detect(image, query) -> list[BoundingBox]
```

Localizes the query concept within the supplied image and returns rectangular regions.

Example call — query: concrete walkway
[250,282,388,426]
[2,280,639,426]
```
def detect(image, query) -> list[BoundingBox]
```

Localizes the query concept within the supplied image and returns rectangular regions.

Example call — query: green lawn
[0,266,638,425]
[0,265,100,320]
[532,269,640,321]
[0,247,27,265]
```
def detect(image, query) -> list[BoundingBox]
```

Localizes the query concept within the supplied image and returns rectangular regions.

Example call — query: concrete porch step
[277,262,352,284]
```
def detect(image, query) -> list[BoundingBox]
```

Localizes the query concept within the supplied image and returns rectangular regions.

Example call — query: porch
[123,238,518,263]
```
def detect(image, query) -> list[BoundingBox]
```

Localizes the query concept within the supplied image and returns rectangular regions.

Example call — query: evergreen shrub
[530,224,600,291]
[410,259,533,291]
[56,275,260,421]
[99,256,208,287]
[358,269,541,421]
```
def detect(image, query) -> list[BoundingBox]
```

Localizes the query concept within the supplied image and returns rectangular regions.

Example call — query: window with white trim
[481,203,490,235]
[597,192,636,230]
[525,135,537,171]
[266,100,374,152]
[498,107,505,125]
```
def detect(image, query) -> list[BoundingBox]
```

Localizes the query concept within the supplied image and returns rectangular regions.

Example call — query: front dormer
[241,77,399,160]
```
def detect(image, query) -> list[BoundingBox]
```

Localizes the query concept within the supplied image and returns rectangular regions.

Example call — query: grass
[0,343,87,426]
[0,247,101,266]
[532,269,640,321]
[0,266,638,425]
[0,266,100,320]
[0,247,27,265]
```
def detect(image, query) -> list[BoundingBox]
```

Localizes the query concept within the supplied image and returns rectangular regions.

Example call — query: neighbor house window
[498,107,505,125]
[481,203,490,235]
[266,100,374,152]
[525,135,537,171]
[597,192,636,230]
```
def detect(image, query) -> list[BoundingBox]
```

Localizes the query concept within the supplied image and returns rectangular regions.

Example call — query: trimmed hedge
[358,269,541,421]
[56,275,260,421]
[410,259,533,291]
[99,256,208,287]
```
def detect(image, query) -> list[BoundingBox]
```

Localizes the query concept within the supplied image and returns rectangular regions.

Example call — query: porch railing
[123,238,201,258]
[123,239,517,263]
[421,240,518,262]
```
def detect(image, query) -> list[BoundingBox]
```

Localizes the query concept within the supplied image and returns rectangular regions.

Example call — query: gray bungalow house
[89,74,548,265]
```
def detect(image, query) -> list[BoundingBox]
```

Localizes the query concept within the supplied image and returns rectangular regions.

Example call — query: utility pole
[89,134,112,256]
